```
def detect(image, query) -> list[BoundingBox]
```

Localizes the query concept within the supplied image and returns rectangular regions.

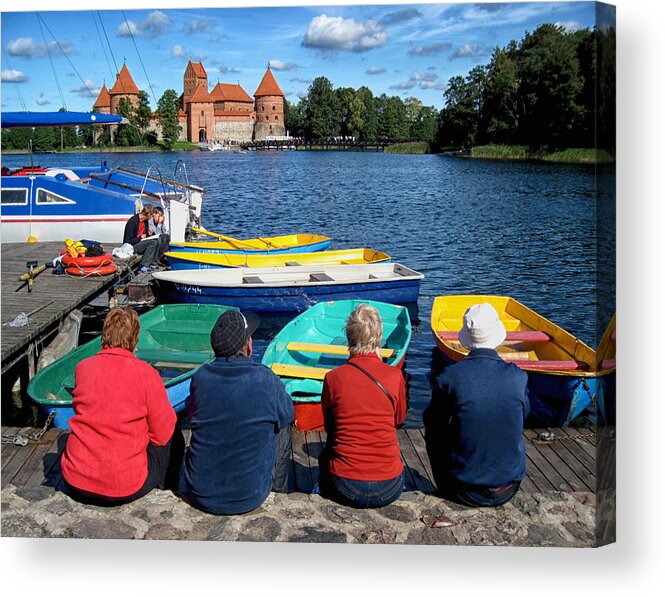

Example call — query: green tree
[156,89,181,150]
[31,127,58,152]
[284,97,306,137]
[516,24,584,149]
[377,94,408,140]
[304,77,341,139]
[346,94,367,139]
[356,87,378,140]
[480,47,519,145]
[410,104,438,142]
[114,97,142,146]
[436,73,483,148]
[134,90,153,134]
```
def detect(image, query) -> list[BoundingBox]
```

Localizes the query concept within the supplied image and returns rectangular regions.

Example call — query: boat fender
[66,263,118,277]
[61,253,113,268]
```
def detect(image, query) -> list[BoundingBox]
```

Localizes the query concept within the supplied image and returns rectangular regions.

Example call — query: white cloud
[36,93,50,105]
[555,21,582,32]
[390,71,444,91]
[71,79,101,98]
[408,42,452,56]
[6,37,75,59]
[186,19,210,34]
[302,14,387,53]
[172,45,187,58]
[1,69,28,83]
[451,44,490,60]
[116,20,141,38]
[117,11,171,38]
[269,60,298,71]
[366,67,386,75]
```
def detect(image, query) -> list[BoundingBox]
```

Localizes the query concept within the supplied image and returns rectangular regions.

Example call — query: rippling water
[4,150,614,426]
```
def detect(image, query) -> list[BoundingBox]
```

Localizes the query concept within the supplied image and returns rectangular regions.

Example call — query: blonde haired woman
[318,303,407,508]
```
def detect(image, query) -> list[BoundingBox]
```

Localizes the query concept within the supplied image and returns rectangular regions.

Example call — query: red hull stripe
[437,330,551,342]
[1,217,128,223]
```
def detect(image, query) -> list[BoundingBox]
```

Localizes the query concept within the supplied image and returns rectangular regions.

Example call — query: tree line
[435,23,615,153]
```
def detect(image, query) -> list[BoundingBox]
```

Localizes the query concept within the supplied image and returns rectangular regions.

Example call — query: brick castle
[92,61,285,143]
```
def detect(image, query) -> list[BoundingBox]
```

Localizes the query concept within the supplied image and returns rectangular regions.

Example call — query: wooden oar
[191,228,269,250]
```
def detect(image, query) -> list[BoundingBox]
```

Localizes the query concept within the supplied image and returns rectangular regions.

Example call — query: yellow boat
[430,295,598,426]
[170,232,331,255]
[596,313,616,425]
[164,248,391,270]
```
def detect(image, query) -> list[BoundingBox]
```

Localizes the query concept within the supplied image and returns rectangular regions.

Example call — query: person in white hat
[423,302,530,507]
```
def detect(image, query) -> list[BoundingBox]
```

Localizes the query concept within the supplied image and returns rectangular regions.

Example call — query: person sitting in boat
[148,205,170,265]
[318,303,407,508]
[60,307,185,506]
[180,310,294,515]
[423,303,530,507]
[123,204,160,273]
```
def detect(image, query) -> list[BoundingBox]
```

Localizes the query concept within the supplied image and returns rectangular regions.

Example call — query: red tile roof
[210,83,253,103]
[109,65,140,95]
[254,68,284,97]
[186,85,214,103]
[190,61,207,79]
[93,84,110,108]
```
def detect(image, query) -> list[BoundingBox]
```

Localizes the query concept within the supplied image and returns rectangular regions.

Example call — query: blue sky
[1,1,598,113]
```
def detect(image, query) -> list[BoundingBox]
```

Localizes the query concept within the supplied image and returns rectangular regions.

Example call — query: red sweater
[61,348,176,497]
[321,353,407,482]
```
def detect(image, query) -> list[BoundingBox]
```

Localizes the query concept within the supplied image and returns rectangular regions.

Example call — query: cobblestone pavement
[1,485,599,546]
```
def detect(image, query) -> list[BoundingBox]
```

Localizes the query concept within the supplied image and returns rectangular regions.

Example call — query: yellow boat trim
[170,233,330,252]
[287,342,395,358]
[271,363,330,380]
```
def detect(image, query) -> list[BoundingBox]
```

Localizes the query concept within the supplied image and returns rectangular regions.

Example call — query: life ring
[61,253,113,268]
[66,263,118,277]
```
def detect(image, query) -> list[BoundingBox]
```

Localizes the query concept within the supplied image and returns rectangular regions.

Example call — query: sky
[1,1,598,113]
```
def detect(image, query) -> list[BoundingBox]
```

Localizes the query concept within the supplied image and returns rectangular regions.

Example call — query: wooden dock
[1,426,599,495]
[1,241,138,377]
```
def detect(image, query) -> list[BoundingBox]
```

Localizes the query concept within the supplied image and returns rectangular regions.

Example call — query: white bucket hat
[458,303,507,350]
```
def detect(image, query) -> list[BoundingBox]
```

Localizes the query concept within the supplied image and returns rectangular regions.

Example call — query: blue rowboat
[596,314,616,426]
[27,304,234,429]
[152,263,424,313]
[431,295,599,427]
[261,299,412,431]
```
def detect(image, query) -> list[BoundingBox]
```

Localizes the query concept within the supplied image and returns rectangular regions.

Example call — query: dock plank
[398,430,435,493]
[11,429,63,487]
[291,430,313,493]
[1,428,39,487]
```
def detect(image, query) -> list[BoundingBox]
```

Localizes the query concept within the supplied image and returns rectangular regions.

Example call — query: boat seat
[134,349,210,363]
[285,261,301,266]
[505,359,590,371]
[600,358,616,370]
[611,330,616,342]
[287,342,395,358]
[242,276,264,284]
[309,273,334,282]
[437,330,551,342]
[270,363,331,380]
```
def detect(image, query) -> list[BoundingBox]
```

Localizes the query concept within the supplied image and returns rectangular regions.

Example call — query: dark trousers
[272,424,292,493]
[134,238,160,267]
[318,448,404,508]
[156,233,170,260]
[431,469,520,508]
[65,427,185,507]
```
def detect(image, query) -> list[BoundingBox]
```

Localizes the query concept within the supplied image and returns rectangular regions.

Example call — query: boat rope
[36,12,98,103]
[121,10,159,107]
[91,11,116,84]
[2,49,27,111]
[531,429,596,444]
[1,411,55,447]
[96,10,120,78]
[36,14,67,110]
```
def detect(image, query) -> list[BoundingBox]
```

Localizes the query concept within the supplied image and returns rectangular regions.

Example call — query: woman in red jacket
[61,307,184,506]
[318,303,407,508]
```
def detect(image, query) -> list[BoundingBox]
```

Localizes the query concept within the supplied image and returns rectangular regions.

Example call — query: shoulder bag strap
[346,361,397,425]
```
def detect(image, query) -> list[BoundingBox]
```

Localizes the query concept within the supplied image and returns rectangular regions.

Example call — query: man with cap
[180,309,294,515]
[423,302,530,507]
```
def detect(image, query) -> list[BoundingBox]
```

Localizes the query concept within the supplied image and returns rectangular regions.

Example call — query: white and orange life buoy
[61,253,113,268]
[65,263,118,277]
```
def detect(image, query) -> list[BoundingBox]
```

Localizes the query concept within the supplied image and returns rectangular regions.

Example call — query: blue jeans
[319,468,404,508]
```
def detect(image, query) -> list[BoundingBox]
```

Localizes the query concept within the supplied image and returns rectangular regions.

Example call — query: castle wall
[214,119,255,144]
[109,94,139,114]
[216,100,254,113]
[254,94,285,140]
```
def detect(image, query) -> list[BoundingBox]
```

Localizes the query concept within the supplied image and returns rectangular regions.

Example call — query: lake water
[3,150,615,426]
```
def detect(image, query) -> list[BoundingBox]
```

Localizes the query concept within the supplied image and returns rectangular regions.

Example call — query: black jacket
[123,214,144,246]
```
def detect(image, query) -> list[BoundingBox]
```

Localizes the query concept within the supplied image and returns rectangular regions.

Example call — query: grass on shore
[384,141,431,154]
[469,144,614,164]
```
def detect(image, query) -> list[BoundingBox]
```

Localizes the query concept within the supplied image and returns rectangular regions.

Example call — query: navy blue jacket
[183,356,294,515]
[423,348,530,488]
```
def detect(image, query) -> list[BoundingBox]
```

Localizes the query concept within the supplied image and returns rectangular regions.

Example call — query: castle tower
[183,60,208,105]
[108,64,140,114]
[92,84,111,114]
[186,85,215,143]
[253,67,285,140]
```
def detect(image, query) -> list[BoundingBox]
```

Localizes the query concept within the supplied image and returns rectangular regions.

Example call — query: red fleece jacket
[61,347,176,497]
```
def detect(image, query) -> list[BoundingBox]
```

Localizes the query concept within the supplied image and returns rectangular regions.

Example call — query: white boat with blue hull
[1,112,204,243]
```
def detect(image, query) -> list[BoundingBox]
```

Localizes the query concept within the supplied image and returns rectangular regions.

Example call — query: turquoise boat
[261,299,412,430]
[27,304,235,429]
